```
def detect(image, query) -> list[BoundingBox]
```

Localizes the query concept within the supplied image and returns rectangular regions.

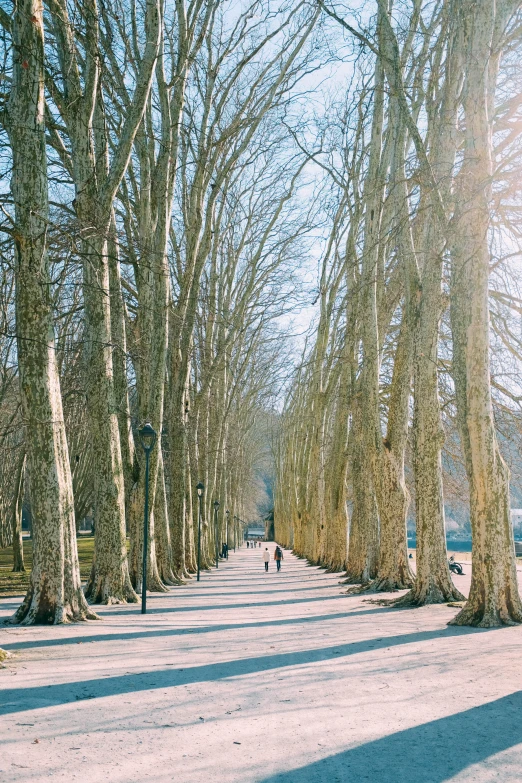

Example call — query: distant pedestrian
[274,545,283,571]
[247,541,250,548]
[263,547,270,572]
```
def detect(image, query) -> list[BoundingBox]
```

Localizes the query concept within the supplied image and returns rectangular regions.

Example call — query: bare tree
[6,0,96,623]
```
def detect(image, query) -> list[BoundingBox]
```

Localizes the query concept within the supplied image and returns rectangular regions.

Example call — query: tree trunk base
[85,572,139,605]
[10,589,99,625]
[389,574,465,607]
[448,601,522,628]
[348,574,413,595]
[341,566,375,586]
[328,554,347,572]
[159,569,184,586]
[147,574,169,593]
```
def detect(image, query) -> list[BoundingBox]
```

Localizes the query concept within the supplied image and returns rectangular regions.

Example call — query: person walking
[263,547,270,572]
[274,545,283,571]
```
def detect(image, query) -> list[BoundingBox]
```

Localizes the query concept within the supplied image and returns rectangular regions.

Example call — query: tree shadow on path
[0,625,494,716]
[100,593,348,616]
[259,691,522,783]
[1,605,394,651]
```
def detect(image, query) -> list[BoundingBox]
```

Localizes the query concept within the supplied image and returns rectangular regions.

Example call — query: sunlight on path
[1,546,522,782]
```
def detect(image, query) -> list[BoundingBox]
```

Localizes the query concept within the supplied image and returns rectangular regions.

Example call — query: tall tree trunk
[449,0,522,627]
[401,194,463,605]
[48,0,160,605]
[83,232,138,604]
[8,0,96,624]
[169,330,192,579]
[11,451,26,573]
[403,233,464,603]
[344,400,379,584]
[154,449,181,585]
[108,221,137,519]
[354,15,412,591]
[370,308,414,592]
[376,4,463,606]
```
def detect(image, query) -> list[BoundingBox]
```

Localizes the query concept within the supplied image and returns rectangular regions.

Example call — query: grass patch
[0,537,95,598]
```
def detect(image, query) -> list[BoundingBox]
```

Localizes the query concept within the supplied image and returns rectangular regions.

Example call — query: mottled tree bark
[154,450,181,585]
[370,308,414,593]
[344,401,379,584]
[108,222,137,520]
[48,0,160,603]
[11,451,26,573]
[82,231,138,604]
[449,0,522,627]
[169,366,190,579]
[352,16,412,592]
[402,230,464,603]
[8,0,96,624]
[399,130,464,604]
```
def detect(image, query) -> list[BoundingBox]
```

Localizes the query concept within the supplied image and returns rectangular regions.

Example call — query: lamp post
[196,482,204,581]
[225,509,230,559]
[213,499,220,568]
[138,422,157,615]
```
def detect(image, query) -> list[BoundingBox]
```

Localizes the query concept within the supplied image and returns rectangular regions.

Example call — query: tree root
[325,564,345,573]
[146,574,169,593]
[448,602,522,628]
[10,592,100,624]
[345,575,413,595]
[85,572,139,605]
[157,565,184,586]
[387,581,465,608]
[341,567,376,586]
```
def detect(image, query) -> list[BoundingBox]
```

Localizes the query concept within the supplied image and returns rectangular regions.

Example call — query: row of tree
[0,0,319,625]
[275,0,522,627]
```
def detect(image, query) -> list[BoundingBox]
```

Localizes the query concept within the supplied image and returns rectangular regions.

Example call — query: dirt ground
[1,545,522,782]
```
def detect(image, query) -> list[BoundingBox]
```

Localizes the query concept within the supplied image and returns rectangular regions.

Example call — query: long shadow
[260,691,522,782]
[0,625,487,716]
[175,575,332,589]
[101,593,348,616]
[0,581,335,615]
[167,584,338,599]
[165,583,335,596]
[1,606,394,652]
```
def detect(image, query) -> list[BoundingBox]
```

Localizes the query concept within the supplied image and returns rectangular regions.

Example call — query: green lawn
[0,537,95,597]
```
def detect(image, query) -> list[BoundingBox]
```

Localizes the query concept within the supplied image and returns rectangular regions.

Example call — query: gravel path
[1,545,522,782]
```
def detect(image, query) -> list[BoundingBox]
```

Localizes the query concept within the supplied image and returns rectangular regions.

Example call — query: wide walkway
[1,545,522,782]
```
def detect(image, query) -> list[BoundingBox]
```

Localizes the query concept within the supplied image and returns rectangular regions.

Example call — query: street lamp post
[225,509,230,559]
[213,499,220,568]
[138,422,157,615]
[196,482,204,581]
